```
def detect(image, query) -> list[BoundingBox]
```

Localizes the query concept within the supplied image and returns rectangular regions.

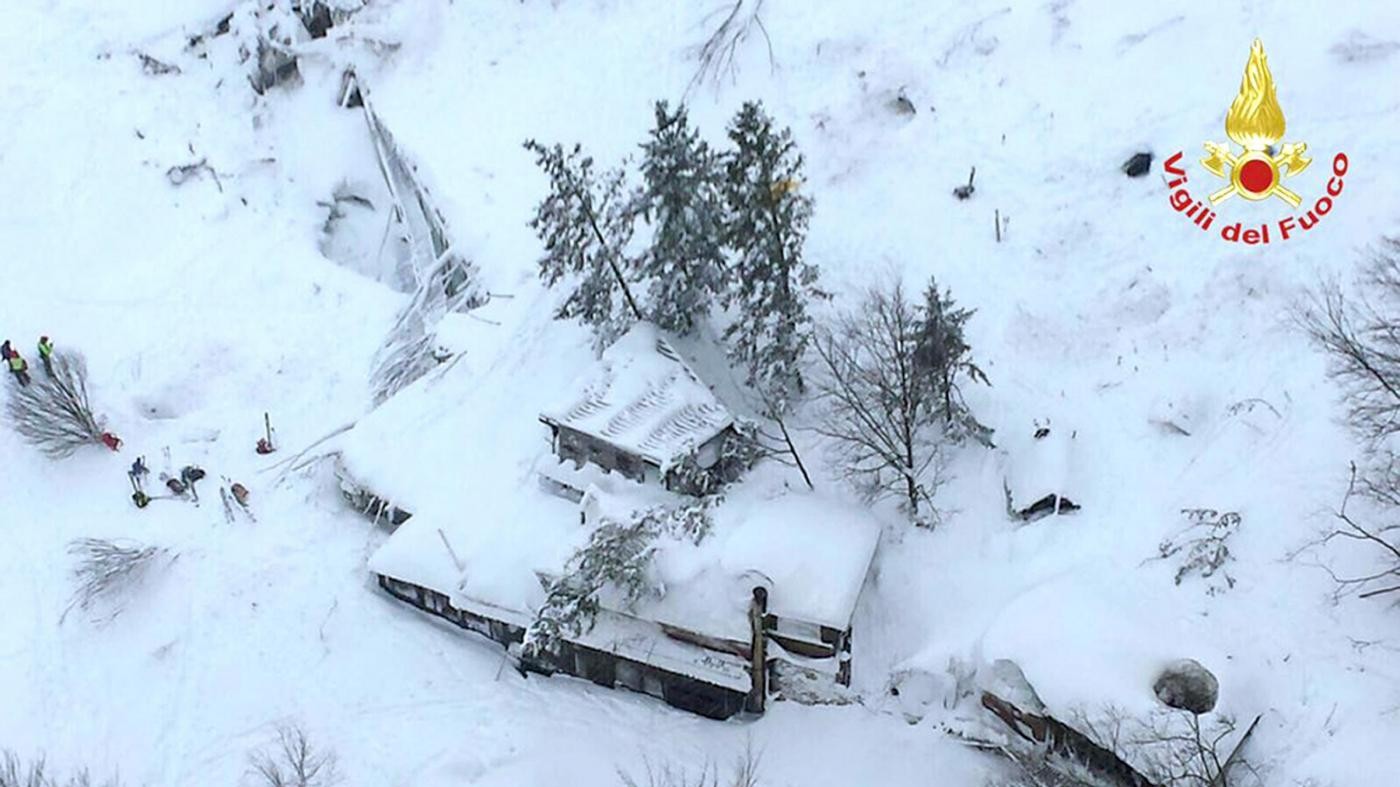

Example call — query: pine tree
[636,101,728,336]
[524,140,643,347]
[914,278,991,442]
[721,101,822,411]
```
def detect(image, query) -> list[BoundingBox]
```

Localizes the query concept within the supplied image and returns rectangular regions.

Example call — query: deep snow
[2,1,1398,785]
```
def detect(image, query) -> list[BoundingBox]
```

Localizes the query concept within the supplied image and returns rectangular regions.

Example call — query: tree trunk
[583,203,643,321]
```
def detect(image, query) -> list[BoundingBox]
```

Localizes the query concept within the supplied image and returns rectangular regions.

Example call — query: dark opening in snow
[1122,152,1153,177]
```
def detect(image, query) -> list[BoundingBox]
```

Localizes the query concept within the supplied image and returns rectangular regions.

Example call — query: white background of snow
[1,1,1398,785]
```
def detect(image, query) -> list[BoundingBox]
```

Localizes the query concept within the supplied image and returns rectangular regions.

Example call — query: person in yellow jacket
[37,335,54,377]
[7,349,30,387]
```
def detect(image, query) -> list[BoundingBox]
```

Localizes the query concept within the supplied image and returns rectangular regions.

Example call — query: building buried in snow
[339,323,881,719]
[538,325,743,498]
[1003,422,1081,521]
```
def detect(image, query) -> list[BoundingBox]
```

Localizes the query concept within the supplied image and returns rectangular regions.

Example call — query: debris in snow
[256,412,278,455]
[1329,30,1400,64]
[1150,417,1190,436]
[980,690,1158,787]
[337,68,363,107]
[249,39,300,94]
[297,1,335,39]
[1151,508,1239,593]
[888,89,917,117]
[61,538,177,624]
[135,51,181,76]
[1122,151,1153,177]
[166,158,223,192]
[953,166,976,199]
[1152,658,1219,714]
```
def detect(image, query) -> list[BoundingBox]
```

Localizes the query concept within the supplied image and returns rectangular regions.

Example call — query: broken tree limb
[1210,713,1262,787]
[981,691,1160,787]
[166,159,224,192]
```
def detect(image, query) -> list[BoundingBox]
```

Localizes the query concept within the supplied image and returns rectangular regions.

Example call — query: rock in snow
[1153,658,1219,714]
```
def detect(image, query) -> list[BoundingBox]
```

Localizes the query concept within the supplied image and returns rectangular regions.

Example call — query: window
[614,452,642,481]
[773,616,824,644]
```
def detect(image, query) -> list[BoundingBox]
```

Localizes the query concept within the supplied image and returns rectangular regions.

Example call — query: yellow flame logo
[1225,40,1286,151]
[1201,39,1311,207]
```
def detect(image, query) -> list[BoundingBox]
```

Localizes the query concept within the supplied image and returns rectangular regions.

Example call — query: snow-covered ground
[1,1,1398,784]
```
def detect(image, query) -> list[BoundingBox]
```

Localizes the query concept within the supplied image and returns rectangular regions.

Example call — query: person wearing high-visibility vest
[7,350,30,387]
[37,336,54,377]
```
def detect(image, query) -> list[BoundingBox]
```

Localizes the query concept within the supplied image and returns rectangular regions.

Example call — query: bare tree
[686,0,775,96]
[811,281,947,521]
[1297,240,1400,601]
[6,351,108,458]
[248,724,339,787]
[1297,241,1400,462]
[62,538,176,624]
[1291,464,1400,601]
[0,752,121,787]
[1068,707,1262,787]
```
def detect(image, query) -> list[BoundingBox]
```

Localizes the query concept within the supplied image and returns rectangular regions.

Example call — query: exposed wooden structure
[981,691,1159,787]
[376,572,748,719]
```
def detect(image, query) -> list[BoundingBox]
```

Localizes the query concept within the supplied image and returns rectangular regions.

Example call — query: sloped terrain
[1,1,1397,785]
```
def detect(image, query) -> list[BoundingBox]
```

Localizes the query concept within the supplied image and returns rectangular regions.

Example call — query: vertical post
[747,586,768,713]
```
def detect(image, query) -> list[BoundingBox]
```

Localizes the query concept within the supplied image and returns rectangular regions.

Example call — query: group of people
[2,331,256,516]
[128,456,208,505]
[127,454,251,515]
[1,336,53,387]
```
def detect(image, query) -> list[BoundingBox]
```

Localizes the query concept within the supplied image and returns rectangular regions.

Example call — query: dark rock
[1122,152,1153,177]
[1153,658,1219,714]
[300,1,334,39]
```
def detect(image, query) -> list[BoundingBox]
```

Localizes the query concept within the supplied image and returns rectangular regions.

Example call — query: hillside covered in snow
[1,1,1398,785]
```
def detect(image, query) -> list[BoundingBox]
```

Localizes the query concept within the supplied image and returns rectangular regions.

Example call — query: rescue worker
[36,336,54,377]
[180,465,206,502]
[128,456,149,493]
[7,349,30,387]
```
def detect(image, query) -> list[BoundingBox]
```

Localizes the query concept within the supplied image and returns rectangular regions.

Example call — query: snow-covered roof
[367,480,883,645]
[539,323,735,469]
[659,487,882,634]
[1003,422,1080,510]
[345,310,880,683]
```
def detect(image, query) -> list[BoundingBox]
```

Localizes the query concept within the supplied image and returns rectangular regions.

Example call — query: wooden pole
[747,586,768,713]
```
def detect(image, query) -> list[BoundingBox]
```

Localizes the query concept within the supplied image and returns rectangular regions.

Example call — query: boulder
[1153,658,1219,714]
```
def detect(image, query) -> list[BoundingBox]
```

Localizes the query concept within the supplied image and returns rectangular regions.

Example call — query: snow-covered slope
[1,1,1397,785]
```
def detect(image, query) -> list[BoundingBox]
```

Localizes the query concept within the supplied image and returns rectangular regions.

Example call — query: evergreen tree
[721,101,822,411]
[636,101,728,336]
[524,140,643,347]
[914,278,991,442]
